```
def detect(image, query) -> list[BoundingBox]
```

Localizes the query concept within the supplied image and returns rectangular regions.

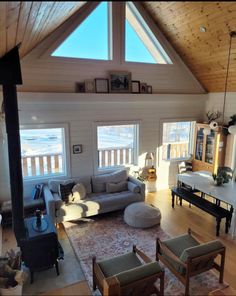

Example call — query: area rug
[63,211,227,296]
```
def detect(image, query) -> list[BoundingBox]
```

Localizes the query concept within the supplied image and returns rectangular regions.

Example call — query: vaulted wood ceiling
[1,1,236,92]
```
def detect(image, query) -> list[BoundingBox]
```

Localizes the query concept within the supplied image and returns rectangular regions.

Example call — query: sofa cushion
[49,179,74,193]
[70,183,86,202]
[92,170,128,193]
[106,181,128,193]
[48,176,92,194]
[59,182,75,204]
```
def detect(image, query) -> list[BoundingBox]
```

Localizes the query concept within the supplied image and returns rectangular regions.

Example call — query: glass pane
[195,127,204,161]
[162,122,192,160]
[52,2,110,60]
[20,128,65,178]
[97,124,136,167]
[125,2,172,64]
[205,130,215,164]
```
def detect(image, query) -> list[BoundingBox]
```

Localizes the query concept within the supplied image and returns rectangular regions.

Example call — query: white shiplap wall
[0,92,207,200]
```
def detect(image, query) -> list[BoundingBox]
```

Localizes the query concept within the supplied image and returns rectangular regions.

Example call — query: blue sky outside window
[52,2,109,60]
[125,20,157,64]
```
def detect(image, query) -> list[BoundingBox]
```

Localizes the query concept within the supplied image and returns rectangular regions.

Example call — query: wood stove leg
[55,261,59,276]
[30,270,34,284]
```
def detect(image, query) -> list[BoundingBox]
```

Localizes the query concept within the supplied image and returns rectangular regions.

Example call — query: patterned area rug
[63,211,227,296]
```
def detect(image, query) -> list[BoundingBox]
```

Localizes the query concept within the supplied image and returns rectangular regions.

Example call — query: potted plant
[212,167,232,186]
[0,249,25,296]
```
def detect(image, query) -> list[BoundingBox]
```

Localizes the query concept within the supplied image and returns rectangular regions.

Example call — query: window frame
[20,123,71,183]
[93,120,140,174]
[160,119,196,163]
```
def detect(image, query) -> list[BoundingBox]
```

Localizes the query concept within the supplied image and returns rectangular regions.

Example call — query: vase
[0,284,22,296]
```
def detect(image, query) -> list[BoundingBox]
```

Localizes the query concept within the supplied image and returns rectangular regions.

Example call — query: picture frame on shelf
[140,83,147,93]
[85,79,95,93]
[132,81,140,93]
[75,82,85,93]
[95,78,109,93]
[147,85,152,94]
[73,144,83,154]
[109,71,131,93]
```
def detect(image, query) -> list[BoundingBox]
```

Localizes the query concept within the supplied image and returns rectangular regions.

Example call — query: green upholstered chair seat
[161,234,224,275]
[98,252,163,286]
[98,252,142,278]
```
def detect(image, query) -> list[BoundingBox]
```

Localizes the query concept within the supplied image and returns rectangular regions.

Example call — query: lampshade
[145,152,154,160]
[228,125,236,135]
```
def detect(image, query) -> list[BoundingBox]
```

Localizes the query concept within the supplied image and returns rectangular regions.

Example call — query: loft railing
[21,153,63,178]
[162,142,189,160]
[98,147,134,167]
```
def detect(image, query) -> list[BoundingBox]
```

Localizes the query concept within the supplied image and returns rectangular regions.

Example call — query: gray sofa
[44,170,145,223]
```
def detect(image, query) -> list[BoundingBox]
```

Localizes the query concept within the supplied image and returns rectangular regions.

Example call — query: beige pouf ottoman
[124,202,161,228]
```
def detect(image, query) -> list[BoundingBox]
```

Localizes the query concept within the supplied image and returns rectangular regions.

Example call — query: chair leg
[159,270,165,296]
[92,256,97,291]
[171,191,175,208]
[185,277,190,296]
[219,250,225,283]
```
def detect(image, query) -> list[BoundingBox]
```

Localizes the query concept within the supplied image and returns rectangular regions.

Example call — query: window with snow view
[20,124,69,179]
[162,121,195,161]
[95,122,139,170]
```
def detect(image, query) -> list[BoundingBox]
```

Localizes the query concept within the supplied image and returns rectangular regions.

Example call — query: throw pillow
[127,181,140,193]
[59,182,75,204]
[106,181,128,193]
[70,183,87,203]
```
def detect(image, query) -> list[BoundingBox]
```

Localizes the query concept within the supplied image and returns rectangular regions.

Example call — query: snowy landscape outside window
[20,126,68,179]
[162,121,195,161]
[96,123,139,169]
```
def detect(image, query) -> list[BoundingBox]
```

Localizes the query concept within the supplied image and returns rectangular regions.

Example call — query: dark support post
[0,46,25,242]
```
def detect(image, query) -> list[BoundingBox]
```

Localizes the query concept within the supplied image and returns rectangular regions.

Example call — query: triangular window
[125,2,172,64]
[52,2,111,60]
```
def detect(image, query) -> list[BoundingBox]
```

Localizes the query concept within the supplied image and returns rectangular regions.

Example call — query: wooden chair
[156,229,225,296]
[93,245,165,296]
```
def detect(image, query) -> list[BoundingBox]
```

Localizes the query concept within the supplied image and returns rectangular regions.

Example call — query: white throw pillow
[70,183,86,203]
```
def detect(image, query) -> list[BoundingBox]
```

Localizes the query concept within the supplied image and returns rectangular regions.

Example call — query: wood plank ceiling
[0,2,85,58]
[143,1,236,92]
[1,2,236,92]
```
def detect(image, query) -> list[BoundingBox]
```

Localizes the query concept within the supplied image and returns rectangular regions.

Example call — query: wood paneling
[143,2,236,92]
[0,1,85,58]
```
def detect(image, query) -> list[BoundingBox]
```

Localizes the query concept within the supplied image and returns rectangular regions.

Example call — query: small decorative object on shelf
[95,78,109,93]
[147,85,152,94]
[75,82,85,93]
[140,83,147,93]
[131,80,140,93]
[85,79,95,93]
[109,71,131,93]
[206,110,221,124]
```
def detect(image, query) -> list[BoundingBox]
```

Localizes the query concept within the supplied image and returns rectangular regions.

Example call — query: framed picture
[73,144,82,154]
[132,81,140,93]
[85,79,95,93]
[147,85,152,94]
[140,83,147,93]
[76,82,85,93]
[109,71,131,93]
[95,78,109,93]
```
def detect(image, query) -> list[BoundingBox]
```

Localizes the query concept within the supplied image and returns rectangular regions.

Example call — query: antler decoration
[206,110,221,124]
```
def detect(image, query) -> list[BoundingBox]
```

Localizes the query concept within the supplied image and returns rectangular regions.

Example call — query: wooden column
[0,46,26,242]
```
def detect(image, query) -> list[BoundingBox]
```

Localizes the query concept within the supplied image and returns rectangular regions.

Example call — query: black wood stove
[20,214,59,283]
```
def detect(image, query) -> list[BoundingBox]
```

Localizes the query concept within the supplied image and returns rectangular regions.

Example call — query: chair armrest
[128,176,145,198]
[115,262,163,286]
[180,240,225,262]
[43,186,56,223]
[133,246,152,263]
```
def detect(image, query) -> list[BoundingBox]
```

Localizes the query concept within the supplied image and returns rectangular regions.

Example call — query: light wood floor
[2,189,236,295]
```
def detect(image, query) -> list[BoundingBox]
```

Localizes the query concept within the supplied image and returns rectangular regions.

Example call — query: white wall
[0,92,206,201]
